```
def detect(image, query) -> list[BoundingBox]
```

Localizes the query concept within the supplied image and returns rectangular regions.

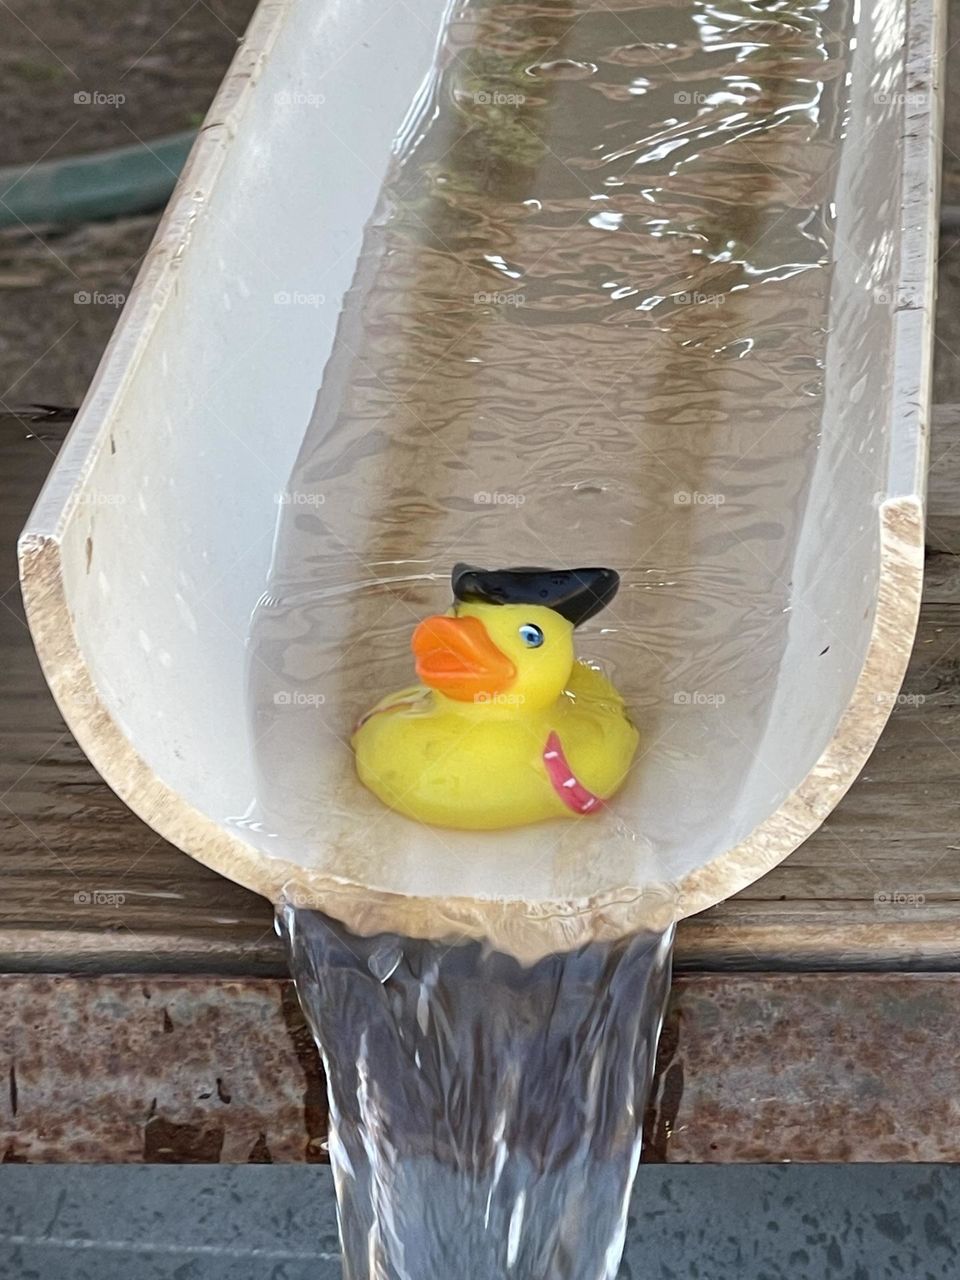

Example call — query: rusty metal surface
[2,973,959,1163]
[0,976,327,1164]
[647,973,960,1162]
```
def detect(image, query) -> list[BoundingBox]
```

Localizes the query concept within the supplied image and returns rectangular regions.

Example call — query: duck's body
[353,657,638,830]
[352,565,638,831]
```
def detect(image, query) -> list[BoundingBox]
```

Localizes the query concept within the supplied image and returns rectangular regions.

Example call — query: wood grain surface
[2,409,958,975]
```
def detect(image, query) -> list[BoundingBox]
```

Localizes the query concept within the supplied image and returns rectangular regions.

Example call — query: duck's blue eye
[519,623,544,648]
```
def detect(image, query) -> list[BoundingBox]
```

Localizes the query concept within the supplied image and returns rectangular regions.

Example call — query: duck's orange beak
[412,615,516,702]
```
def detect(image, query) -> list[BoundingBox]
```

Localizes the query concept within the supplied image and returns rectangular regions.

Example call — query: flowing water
[245,0,857,909]
[280,903,674,1280]
[249,0,858,1272]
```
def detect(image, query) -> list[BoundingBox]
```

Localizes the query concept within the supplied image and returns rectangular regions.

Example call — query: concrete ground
[0,1165,957,1280]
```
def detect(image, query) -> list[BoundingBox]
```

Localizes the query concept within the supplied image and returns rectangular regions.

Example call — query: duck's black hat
[451,563,619,628]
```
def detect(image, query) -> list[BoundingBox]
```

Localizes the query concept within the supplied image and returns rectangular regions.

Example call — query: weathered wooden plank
[0,973,955,1163]
[1,409,959,973]
[928,406,960,552]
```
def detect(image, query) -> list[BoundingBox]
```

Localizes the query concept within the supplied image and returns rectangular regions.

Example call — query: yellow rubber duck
[352,564,638,830]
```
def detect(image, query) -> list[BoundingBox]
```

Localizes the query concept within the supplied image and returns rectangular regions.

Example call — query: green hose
[0,132,196,229]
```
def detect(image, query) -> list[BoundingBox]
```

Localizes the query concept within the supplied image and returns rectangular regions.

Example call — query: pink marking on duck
[543,730,603,815]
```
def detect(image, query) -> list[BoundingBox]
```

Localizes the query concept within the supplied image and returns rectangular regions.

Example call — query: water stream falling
[280,903,674,1279]
[248,0,859,1271]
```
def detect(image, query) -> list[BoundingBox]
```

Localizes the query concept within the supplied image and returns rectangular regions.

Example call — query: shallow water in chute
[244,0,858,902]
